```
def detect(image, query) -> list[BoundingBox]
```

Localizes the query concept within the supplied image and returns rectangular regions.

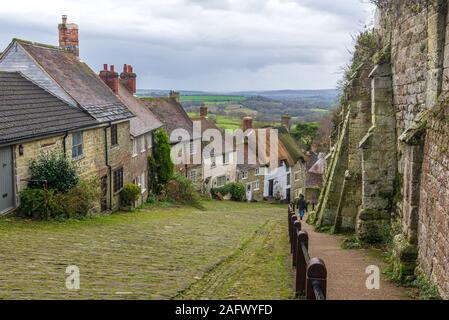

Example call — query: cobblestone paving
[0,201,292,300]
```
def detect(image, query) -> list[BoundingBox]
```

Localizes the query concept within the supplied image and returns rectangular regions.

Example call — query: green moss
[341,235,363,250]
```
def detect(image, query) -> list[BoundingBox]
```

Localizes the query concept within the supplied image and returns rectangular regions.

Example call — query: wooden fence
[288,203,327,300]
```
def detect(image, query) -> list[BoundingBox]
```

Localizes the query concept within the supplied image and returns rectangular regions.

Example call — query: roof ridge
[13,38,61,50]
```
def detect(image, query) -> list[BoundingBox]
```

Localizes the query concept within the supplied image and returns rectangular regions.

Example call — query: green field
[180,95,247,103]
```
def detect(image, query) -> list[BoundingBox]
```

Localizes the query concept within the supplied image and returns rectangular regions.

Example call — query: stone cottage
[0,16,135,211]
[0,71,99,214]
[191,105,238,194]
[143,92,203,191]
[109,64,163,205]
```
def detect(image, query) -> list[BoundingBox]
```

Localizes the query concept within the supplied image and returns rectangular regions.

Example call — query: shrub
[120,183,141,207]
[229,183,245,202]
[63,178,101,217]
[18,188,65,220]
[29,151,79,193]
[165,174,202,208]
[18,178,101,220]
[148,129,174,195]
[211,183,245,202]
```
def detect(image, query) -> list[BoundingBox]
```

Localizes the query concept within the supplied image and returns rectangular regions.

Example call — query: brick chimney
[120,64,137,94]
[169,90,180,103]
[243,117,253,132]
[99,64,119,94]
[200,103,208,117]
[281,115,291,131]
[58,15,79,57]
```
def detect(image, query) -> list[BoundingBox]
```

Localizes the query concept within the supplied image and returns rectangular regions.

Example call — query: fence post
[306,258,327,300]
[295,230,309,296]
[288,206,293,244]
[290,215,298,254]
[292,220,301,267]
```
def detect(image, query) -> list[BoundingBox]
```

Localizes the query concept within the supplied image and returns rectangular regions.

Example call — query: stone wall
[315,0,449,298]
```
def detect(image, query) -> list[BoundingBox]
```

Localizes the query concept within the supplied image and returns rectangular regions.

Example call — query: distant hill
[137,89,340,123]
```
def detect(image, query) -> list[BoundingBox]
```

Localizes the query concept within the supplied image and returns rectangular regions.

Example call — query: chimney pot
[128,65,133,73]
[103,64,108,71]
[123,64,127,73]
[243,117,253,131]
[58,15,79,57]
[110,65,115,73]
[200,104,208,117]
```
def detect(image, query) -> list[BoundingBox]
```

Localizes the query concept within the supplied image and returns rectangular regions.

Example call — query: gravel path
[300,221,411,300]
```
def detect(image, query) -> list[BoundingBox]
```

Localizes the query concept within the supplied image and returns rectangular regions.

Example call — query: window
[255,168,260,175]
[223,153,230,165]
[72,132,83,159]
[190,141,196,155]
[113,167,124,193]
[211,157,216,169]
[217,175,227,187]
[189,170,197,183]
[294,171,301,181]
[132,139,138,157]
[111,124,118,146]
[147,133,153,149]
[287,173,291,186]
[141,171,146,193]
[242,171,248,180]
[253,180,260,191]
[141,136,146,153]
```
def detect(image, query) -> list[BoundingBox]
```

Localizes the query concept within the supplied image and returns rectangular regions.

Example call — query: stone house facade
[0,17,135,212]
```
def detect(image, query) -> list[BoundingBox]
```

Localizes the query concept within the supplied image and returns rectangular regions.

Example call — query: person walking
[297,194,308,221]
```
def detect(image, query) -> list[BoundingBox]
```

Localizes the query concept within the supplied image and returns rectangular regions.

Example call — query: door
[268,179,274,197]
[246,183,252,202]
[0,146,15,214]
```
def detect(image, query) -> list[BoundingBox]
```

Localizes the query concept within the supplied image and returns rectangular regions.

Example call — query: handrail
[288,203,327,300]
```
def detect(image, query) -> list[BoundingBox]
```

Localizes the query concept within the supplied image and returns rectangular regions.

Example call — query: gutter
[104,123,112,211]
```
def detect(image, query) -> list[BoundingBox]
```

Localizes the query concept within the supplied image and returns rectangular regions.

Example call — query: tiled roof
[117,84,162,137]
[18,40,134,123]
[142,97,193,143]
[0,71,97,145]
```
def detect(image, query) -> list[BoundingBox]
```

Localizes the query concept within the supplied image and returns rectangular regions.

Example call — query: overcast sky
[0,0,375,91]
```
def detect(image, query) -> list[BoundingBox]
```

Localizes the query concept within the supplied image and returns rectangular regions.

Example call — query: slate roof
[142,97,193,143]
[0,71,97,145]
[117,84,162,137]
[17,40,134,123]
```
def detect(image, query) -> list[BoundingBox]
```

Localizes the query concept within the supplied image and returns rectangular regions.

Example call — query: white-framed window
[132,139,138,157]
[190,141,196,155]
[242,171,248,180]
[211,156,216,168]
[287,173,291,186]
[141,136,146,153]
[217,175,227,187]
[253,180,260,191]
[255,168,260,175]
[189,170,197,183]
[294,171,301,181]
[141,171,146,193]
[223,153,230,165]
[72,131,83,159]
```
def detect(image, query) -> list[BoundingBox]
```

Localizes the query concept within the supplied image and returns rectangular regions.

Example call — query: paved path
[300,221,411,300]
